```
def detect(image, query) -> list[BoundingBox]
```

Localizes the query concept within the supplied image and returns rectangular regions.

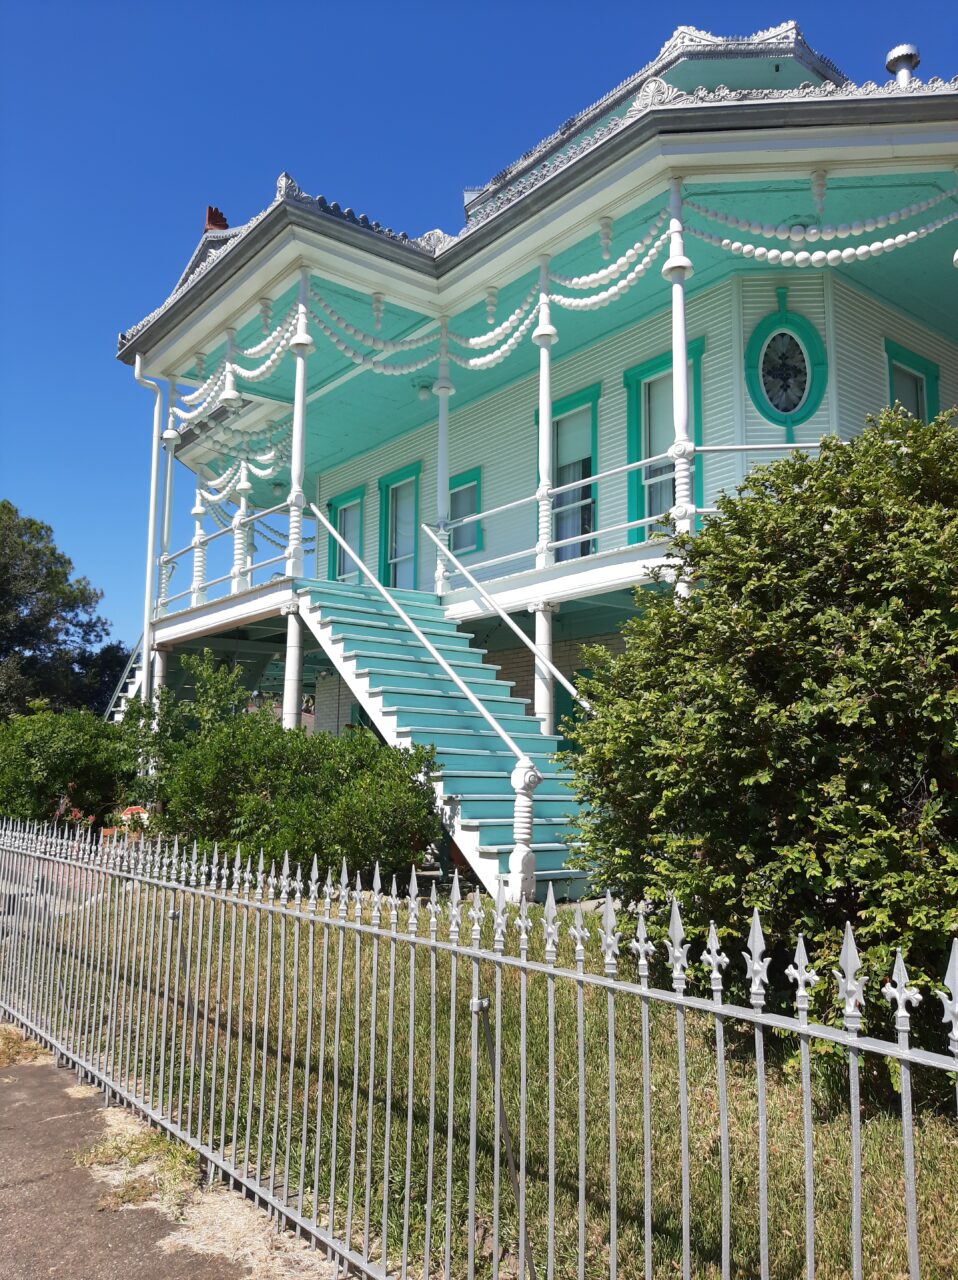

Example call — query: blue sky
[2,1,955,644]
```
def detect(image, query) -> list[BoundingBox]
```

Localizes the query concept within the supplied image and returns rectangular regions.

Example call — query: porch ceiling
[182,170,957,499]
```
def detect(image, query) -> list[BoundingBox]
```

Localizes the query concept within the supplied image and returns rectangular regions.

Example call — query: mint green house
[112,23,958,899]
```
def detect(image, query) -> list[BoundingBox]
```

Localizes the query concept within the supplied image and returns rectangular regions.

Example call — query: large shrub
[566,409,958,1030]
[128,652,440,877]
[0,703,135,823]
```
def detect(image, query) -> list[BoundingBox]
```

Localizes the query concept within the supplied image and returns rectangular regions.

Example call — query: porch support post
[134,356,164,706]
[530,601,557,736]
[533,255,557,571]
[662,176,695,596]
[281,601,303,730]
[153,647,168,693]
[286,269,315,578]
[433,320,454,596]
[158,396,178,616]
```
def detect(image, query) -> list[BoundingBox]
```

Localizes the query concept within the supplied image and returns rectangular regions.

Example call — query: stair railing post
[433,320,453,597]
[509,757,541,903]
[286,269,315,579]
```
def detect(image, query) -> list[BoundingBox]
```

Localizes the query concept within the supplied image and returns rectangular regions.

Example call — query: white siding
[831,279,958,438]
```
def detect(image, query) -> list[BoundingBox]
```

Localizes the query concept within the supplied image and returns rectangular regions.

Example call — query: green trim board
[744,287,827,439]
[449,466,484,555]
[377,460,422,588]
[326,484,366,581]
[534,381,601,553]
[623,337,706,543]
[884,338,940,419]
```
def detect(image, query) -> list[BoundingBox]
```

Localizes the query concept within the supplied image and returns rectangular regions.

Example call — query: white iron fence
[1,820,956,1280]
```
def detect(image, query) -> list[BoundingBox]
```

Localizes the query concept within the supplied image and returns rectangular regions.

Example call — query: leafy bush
[0,703,136,823]
[126,652,441,877]
[566,409,958,1034]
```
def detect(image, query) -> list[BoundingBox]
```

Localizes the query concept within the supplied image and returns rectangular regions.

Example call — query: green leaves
[566,409,958,1039]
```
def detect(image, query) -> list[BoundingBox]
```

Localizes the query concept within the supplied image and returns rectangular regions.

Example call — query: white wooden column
[153,647,168,693]
[433,320,453,596]
[281,601,303,730]
[661,176,695,595]
[158,398,178,616]
[531,601,557,736]
[134,356,164,705]
[531,256,558,727]
[286,269,315,578]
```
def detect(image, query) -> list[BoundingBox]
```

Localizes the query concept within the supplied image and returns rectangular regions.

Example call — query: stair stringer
[300,603,519,896]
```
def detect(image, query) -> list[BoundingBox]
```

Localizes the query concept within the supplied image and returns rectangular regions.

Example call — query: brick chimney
[204,206,229,232]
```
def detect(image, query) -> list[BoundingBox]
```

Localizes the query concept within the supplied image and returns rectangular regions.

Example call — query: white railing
[311,503,544,899]
[156,500,316,615]
[441,442,823,588]
[422,522,590,713]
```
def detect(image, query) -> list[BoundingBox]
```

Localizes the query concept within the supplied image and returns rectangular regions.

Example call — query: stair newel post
[190,490,207,608]
[232,463,252,594]
[661,176,696,596]
[286,269,315,579]
[433,319,453,597]
[281,600,304,731]
[509,756,542,903]
[533,255,557,573]
[158,395,178,617]
[530,601,558,736]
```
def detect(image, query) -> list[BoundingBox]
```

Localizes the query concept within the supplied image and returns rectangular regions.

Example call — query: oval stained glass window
[760,331,809,414]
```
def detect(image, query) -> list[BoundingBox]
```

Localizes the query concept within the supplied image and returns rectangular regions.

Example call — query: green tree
[0,703,136,823]
[566,409,958,1031]
[0,500,129,716]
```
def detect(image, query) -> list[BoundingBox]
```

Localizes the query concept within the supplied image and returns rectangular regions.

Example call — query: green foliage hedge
[566,409,958,1033]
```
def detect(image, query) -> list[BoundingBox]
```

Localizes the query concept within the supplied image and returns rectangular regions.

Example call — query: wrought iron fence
[1,819,956,1280]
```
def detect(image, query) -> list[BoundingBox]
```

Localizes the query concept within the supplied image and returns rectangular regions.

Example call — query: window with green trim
[537,383,600,562]
[326,485,365,583]
[449,467,483,555]
[744,289,826,438]
[884,339,940,420]
[378,462,421,589]
[623,338,706,543]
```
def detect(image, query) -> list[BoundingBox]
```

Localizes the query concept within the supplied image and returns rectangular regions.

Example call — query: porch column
[153,647,168,693]
[286,269,315,578]
[281,600,304,729]
[134,356,164,706]
[533,255,557,572]
[158,397,178,615]
[661,176,695,596]
[530,601,557,736]
[433,320,454,596]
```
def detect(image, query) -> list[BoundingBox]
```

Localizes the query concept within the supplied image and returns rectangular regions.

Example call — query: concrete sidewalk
[0,1049,242,1280]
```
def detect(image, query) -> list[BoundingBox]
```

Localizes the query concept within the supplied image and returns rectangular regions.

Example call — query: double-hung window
[378,463,421,590]
[885,339,940,421]
[327,486,364,584]
[551,392,598,562]
[449,467,482,555]
[642,371,676,534]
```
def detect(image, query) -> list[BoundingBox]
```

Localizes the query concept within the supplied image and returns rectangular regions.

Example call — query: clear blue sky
[2,1,955,644]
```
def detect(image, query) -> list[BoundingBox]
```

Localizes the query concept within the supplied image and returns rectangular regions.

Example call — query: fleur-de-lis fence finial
[835,921,867,1032]
[543,883,559,964]
[407,866,420,934]
[387,875,400,929]
[338,859,350,919]
[370,863,383,927]
[743,907,770,1009]
[785,934,819,1023]
[322,867,334,916]
[469,887,485,947]
[231,846,242,894]
[254,850,265,901]
[427,882,440,938]
[515,894,532,955]
[569,904,590,968]
[664,899,690,994]
[279,851,291,905]
[703,921,729,999]
[293,862,303,906]
[882,949,921,1034]
[938,937,958,1057]
[307,855,319,909]
[599,892,621,977]
[629,901,656,986]
[266,858,277,902]
[448,870,462,944]
[353,872,362,922]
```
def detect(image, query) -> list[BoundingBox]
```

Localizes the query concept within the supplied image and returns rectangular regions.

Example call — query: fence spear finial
[599,892,621,977]
[743,907,770,1009]
[938,937,958,1055]
[449,870,462,943]
[543,882,559,964]
[883,949,921,1033]
[786,934,819,1022]
[703,921,729,998]
[835,921,867,1031]
[665,898,690,994]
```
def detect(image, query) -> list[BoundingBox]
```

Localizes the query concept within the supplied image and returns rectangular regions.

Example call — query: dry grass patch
[0,1022,49,1066]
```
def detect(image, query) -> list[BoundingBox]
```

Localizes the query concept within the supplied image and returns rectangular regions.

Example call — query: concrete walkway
[0,1052,241,1280]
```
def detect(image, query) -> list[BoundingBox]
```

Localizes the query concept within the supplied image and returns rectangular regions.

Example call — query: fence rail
[1,820,956,1280]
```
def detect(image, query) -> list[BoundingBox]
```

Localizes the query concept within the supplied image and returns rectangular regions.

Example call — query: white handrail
[423,522,591,714]
[309,503,527,761]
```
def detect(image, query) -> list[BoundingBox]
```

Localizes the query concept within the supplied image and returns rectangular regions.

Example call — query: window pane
[336,501,361,581]
[553,407,594,561]
[892,364,924,418]
[644,372,676,530]
[389,478,416,587]
[450,481,478,554]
